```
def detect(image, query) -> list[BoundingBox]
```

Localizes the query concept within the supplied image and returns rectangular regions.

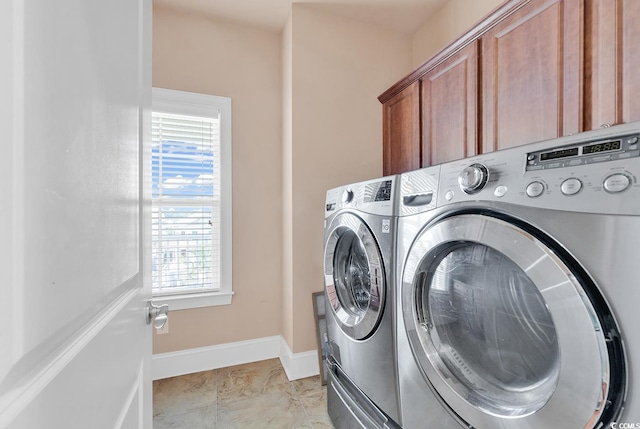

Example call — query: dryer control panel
[438,122,640,216]
[325,176,398,218]
[525,133,639,171]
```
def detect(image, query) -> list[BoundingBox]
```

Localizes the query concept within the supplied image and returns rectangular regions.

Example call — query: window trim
[151,87,233,309]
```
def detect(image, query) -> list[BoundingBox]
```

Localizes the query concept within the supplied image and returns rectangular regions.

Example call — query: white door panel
[21,0,141,354]
[4,288,144,428]
[0,0,152,427]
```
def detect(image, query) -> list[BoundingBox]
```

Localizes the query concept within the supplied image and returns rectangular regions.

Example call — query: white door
[0,0,153,428]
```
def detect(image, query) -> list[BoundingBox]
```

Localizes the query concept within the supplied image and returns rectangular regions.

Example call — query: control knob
[458,163,490,194]
[603,173,631,193]
[342,189,354,203]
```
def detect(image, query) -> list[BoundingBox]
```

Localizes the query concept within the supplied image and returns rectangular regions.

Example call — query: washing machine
[396,122,640,429]
[323,176,401,429]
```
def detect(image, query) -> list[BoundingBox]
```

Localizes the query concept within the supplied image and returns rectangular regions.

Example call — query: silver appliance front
[323,176,401,427]
[324,212,385,340]
[402,210,624,428]
[397,122,640,429]
[326,358,400,429]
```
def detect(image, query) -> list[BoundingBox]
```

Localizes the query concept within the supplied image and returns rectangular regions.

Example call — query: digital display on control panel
[540,147,579,161]
[365,180,392,202]
[526,132,639,171]
[582,140,621,155]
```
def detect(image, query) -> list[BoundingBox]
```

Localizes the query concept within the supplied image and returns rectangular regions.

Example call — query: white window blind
[152,110,221,294]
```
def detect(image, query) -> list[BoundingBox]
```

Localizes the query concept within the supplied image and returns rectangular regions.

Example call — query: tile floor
[153,358,335,428]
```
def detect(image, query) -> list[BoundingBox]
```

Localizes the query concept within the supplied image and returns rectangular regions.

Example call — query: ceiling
[153,0,450,35]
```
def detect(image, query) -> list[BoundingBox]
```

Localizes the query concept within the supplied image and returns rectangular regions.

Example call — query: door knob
[146,301,169,329]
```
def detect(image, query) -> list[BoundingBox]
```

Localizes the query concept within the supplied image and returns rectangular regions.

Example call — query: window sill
[152,291,234,311]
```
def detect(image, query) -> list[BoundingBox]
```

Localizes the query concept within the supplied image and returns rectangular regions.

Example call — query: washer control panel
[438,123,640,216]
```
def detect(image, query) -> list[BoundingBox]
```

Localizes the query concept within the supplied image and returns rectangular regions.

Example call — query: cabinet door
[622,0,640,123]
[383,81,421,175]
[482,0,583,152]
[421,41,478,166]
[585,0,640,129]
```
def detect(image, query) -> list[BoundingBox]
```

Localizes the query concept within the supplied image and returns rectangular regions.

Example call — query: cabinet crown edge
[378,0,531,104]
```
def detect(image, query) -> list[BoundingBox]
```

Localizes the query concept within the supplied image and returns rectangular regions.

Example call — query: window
[151,88,232,309]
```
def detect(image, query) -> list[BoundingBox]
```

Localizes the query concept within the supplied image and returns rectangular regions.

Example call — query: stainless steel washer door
[325,212,385,340]
[402,214,617,429]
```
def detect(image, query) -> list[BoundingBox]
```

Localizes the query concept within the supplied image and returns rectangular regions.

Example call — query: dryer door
[324,212,385,340]
[402,213,624,429]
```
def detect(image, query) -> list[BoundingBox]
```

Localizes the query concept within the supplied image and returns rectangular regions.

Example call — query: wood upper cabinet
[380,0,638,171]
[622,0,640,123]
[481,0,583,152]
[421,41,479,166]
[585,0,640,130]
[383,81,421,176]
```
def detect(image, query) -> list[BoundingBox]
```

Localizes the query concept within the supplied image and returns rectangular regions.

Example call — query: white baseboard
[152,335,280,380]
[152,335,320,381]
[278,336,320,381]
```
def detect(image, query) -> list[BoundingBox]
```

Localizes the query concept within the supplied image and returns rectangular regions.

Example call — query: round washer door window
[402,214,616,429]
[417,242,560,415]
[324,213,385,340]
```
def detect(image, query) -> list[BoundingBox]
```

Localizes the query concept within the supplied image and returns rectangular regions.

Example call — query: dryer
[396,122,640,428]
[323,176,401,429]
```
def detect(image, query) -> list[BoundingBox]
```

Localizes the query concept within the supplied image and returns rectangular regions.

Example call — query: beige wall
[152,3,410,355]
[152,5,283,353]
[412,0,504,67]
[286,0,509,353]
[152,0,503,358]
[284,4,411,353]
